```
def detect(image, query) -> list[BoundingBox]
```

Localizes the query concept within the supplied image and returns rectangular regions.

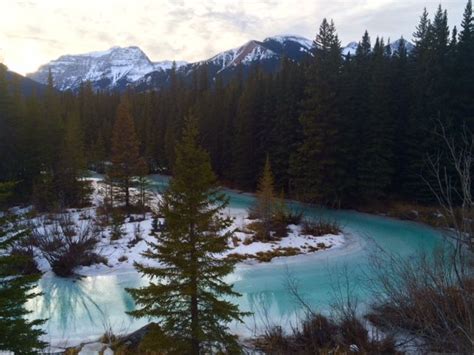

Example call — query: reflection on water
[28,273,148,344]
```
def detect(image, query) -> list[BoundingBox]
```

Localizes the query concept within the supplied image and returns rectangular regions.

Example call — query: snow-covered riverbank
[30,178,345,278]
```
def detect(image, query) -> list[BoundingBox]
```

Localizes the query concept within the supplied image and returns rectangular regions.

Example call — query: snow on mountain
[204,40,278,73]
[342,41,359,56]
[342,38,414,57]
[389,38,415,53]
[28,46,158,91]
[27,35,415,92]
[153,60,188,71]
[27,36,315,92]
[265,35,313,51]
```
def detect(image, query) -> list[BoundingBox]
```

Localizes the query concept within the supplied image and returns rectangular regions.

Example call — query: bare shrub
[301,218,341,236]
[249,208,304,242]
[367,246,474,353]
[274,209,304,226]
[110,211,125,241]
[256,313,397,354]
[33,214,105,277]
[128,223,143,248]
[255,268,397,354]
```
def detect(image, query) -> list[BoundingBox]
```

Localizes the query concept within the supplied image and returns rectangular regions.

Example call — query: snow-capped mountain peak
[206,40,278,73]
[342,41,359,56]
[27,46,158,91]
[389,38,415,53]
[153,60,188,72]
[341,38,414,57]
[264,35,313,51]
[27,35,415,93]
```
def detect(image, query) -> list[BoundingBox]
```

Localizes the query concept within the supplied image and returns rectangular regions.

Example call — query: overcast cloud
[0,0,466,75]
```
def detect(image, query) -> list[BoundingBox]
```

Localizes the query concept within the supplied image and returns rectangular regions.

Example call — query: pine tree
[357,37,394,200]
[453,0,474,131]
[0,183,46,354]
[90,131,107,173]
[391,37,412,195]
[41,69,62,170]
[55,111,89,207]
[232,66,265,190]
[78,81,99,153]
[269,58,305,191]
[107,98,143,209]
[0,64,20,183]
[292,19,347,206]
[127,116,246,354]
[252,156,276,241]
[403,5,451,202]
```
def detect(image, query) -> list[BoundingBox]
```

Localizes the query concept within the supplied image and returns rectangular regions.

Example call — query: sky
[0,0,466,75]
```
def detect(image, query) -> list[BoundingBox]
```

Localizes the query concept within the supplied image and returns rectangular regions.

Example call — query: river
[28,174,443,346]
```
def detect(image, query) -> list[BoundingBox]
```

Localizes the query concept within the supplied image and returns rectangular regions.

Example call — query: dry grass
[254,313,398,354]
[367,247,474,353]
[301,218,341,236]
[386,201,445,227]
[226,247,303,263]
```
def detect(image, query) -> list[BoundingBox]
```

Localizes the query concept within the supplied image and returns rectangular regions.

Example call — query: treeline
[1,2,473,208]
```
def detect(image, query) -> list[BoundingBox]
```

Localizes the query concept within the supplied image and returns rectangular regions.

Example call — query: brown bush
[33,214,104,277]
[301,218,341,236]
[255,313,397,354]
[367,247,474,353]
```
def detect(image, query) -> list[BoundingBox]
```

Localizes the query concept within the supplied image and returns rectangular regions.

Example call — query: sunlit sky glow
[0,0,465,75]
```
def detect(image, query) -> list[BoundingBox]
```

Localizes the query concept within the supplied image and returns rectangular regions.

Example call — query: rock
[115,322,160,350]
[78,342,105,355]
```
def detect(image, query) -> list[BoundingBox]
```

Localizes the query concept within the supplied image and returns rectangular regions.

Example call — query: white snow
[205,40,279,73]
[28,47,185,91]
[153,60,188,71]
[265,35,313,50]
[27,178,344,278]
[342,41,359,56]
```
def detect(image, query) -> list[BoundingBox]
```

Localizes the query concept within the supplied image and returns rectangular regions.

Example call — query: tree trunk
[125,177,130,208]
[190,222,199,354]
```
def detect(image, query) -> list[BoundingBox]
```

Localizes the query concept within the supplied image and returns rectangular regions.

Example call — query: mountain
[135,35,313,91]
[389,38,415,53]
[27,46,184,91]
[342,42,359,56]
[5,69,49,96]
[341,38,414,56]
[28,35,414,92]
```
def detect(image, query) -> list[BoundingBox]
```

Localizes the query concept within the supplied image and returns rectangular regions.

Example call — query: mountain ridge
[27,35,414,92]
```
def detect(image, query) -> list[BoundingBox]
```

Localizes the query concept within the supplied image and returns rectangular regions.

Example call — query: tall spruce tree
[292,19,346,206]
[107,98,144,209]
[55,111,89,207]
[127,116,246,354]
[0,183,46,354]
[453,0,474,131]
[269,58,305,191]
[391,37,412,195]
[403,8,435,201]
[357,37,394,200]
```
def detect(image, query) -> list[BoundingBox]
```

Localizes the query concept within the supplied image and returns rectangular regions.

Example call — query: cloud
[0,0,466,75]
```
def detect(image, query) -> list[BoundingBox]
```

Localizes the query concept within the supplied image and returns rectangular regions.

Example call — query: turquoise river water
[28,175,443,346]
